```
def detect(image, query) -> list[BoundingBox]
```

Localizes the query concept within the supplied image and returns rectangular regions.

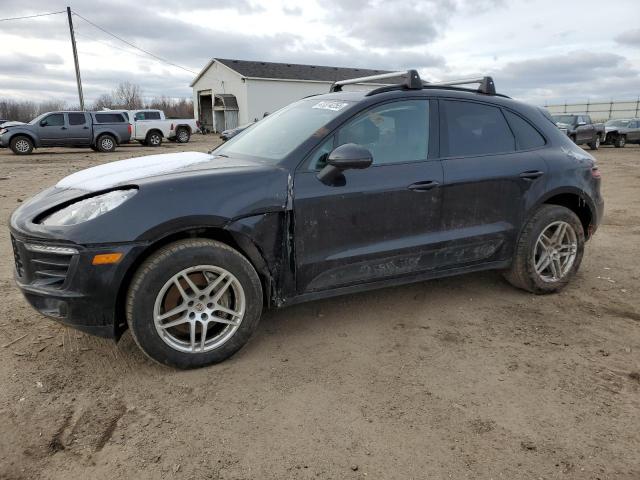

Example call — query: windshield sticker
[312,101,349,111]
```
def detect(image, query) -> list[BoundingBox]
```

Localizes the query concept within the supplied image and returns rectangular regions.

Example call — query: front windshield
[552,115,576,124]
[214,98,354,162]
[29,113,48,125]
[605,119,630,127]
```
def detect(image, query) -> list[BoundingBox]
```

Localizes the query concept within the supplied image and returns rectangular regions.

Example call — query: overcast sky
[0,0,639,106]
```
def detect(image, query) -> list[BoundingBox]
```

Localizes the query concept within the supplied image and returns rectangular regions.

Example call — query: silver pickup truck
[0,111,131,155]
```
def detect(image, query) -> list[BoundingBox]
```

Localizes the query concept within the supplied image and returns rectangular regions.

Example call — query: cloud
[615,28,640,46]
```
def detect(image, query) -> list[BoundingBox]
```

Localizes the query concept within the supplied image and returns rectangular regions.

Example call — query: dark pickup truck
[552,114,604,150]
[0,111,131,155]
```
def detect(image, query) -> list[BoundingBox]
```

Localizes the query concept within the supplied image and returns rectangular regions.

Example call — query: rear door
[37,113,67,146]
[293,98,444,294]
[134,110,162,138]
[438,99,548,268]
[67,112,91,145]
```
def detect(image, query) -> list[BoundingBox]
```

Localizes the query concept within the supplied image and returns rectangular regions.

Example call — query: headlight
[40,189,137,226]
[0,128,7,134]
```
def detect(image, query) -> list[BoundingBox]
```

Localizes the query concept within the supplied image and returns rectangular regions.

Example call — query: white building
[190,58,402,132]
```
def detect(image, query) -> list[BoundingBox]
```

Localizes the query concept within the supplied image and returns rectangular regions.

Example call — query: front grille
[11,235,24,277]
[10,236,75,289]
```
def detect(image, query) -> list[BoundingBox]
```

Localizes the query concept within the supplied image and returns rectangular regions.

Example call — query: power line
[71,11,198,75]
[0,10,65,22]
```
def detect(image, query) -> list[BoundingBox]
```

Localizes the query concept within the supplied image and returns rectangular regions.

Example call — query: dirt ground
[0,135,638,479]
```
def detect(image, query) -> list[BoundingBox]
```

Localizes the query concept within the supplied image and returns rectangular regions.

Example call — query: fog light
[92,253,123,265]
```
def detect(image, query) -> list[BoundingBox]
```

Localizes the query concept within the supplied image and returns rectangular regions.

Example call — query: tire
[175,127,190,143]
[96,134,116,153]
[90,145,99,152]
[503,205,585,294]
[614,135,626,148]
[588,135,600,150]
[10,135,34,155]
[570,135,577,144]
[126,239,263,369]
[146,131,162,147]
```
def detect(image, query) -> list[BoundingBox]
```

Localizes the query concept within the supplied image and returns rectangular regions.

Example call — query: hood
[1,121,25,128]
[56,151,265,191]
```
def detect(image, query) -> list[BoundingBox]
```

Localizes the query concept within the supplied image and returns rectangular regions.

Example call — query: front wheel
[146,131,162,147]
[589,135,600,150]
[126,239,263,368]
[614,135,626,148]
[503,205,585,294]
[10,135,34,155]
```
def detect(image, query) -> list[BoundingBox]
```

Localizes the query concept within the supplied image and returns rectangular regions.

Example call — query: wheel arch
[534,188,595,239]
[174,124,191,133]
[146,128,164,139]
[9,131,39,147]
[113,225,273,340]
[95,131,119,145]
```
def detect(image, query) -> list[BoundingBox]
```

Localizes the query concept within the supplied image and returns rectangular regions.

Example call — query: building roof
[191,58,406,86]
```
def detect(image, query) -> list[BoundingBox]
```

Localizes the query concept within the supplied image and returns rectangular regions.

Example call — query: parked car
[551,114,604,150]
[106,109,199,147]
[0,111,131,155]
[220,122,255,141]
[10,71,604,368]
[603,118,640,148]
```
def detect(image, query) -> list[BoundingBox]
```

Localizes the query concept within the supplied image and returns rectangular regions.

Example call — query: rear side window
[68,113,86,126]
[442,100,515,157]
[503,110,546,150]
[135,111,161,120]
[95,113,125,123]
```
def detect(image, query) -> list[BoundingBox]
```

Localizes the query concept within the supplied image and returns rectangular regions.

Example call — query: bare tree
[114,81,143,109]
[148,96,194,118]
[92,93,116,110]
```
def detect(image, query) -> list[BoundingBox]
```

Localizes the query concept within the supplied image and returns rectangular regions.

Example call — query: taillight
[127,124,132,135]
[592,166,601,179]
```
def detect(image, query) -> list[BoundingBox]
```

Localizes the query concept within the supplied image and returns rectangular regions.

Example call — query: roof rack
[425,76,496,95]
[330,69,422,92]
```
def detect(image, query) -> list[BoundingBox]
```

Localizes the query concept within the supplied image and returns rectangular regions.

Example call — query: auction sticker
[312,101,349,111]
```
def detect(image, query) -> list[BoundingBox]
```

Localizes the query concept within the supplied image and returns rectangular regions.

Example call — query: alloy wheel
[533,221,578,282]
[101,137,114,150]
[15,139,30,153]
[153,265,246,353]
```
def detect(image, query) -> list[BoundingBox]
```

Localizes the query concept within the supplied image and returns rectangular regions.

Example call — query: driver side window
[42,114,64,127]
[308,100,429,170]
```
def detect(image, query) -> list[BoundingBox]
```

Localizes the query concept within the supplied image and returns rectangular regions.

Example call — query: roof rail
[425,76,496,95]
[330,69,422,92]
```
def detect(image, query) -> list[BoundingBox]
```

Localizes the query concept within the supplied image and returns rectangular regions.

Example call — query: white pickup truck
[108,109,199,146]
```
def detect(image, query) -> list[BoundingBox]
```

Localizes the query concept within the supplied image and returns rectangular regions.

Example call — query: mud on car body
[10,71,604,368]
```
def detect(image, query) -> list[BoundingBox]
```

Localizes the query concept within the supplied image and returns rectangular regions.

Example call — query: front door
[438,99,548,267]
[37,113,67,146]
[293,99,444,294]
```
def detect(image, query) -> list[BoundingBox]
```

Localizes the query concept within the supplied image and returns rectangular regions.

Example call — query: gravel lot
[0,136,639,479]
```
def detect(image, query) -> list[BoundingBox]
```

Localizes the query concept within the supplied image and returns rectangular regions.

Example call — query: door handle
[61,127,67,130]
[83,126,89,129]
[408,180,440,191]
[519,170,544,181]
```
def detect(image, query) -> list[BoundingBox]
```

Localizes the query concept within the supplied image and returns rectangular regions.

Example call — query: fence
[544,99,640,121]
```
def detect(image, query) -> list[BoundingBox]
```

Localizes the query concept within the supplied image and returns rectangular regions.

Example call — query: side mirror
[40,120,48,127]
[317,143,372,185]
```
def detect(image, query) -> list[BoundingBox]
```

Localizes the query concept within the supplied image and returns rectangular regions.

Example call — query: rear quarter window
[503,110,546,150]
[95,113,125,123]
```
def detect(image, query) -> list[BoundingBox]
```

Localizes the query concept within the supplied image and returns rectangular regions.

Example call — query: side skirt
[280,259,510,307]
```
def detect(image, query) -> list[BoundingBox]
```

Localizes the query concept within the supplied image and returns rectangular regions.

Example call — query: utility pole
[66,7,84,110]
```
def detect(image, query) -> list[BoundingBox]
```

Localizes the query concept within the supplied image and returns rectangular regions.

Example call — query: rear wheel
[146,131,162,147]
[589,135,600,150]
[96,134,116,153]
[175,127,190,143]
[126,239,263,369]
[504,205,584,294]
[10,135,34,155]
[614,135,626,148]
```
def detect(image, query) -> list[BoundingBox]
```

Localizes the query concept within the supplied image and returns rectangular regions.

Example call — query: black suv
[10,71,604,368]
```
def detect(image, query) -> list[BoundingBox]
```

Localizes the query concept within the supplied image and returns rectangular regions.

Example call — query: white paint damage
[56,152,216,191]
